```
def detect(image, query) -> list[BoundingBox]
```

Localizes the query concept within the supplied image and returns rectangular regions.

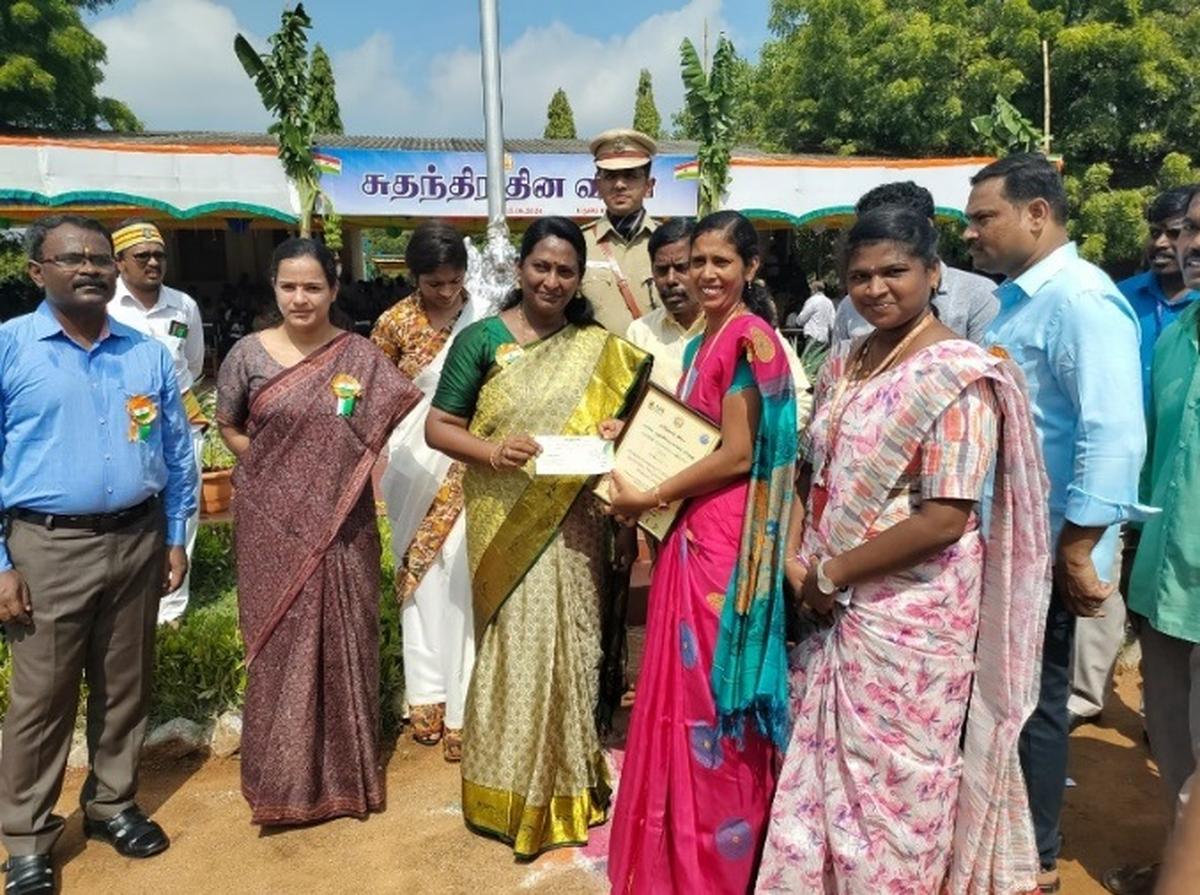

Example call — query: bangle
[653,485,669,509]
[489,441,504,470]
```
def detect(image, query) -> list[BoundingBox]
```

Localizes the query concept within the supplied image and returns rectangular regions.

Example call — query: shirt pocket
[121,374,164,440]
[582,260,616,293]
[164,333,186,364]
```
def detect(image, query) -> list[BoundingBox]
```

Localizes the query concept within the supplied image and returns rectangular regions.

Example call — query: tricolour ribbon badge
[331,374,363,417]
[126,395,158,442]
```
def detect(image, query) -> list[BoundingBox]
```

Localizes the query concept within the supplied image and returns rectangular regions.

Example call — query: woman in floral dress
[758,206,1052,894]
[374,221,483,761]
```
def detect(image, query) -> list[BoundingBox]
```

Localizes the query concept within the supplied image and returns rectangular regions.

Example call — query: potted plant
[197,390,236,515]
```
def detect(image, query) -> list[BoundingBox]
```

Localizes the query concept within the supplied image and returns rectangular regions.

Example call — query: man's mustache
[72,277,109,290]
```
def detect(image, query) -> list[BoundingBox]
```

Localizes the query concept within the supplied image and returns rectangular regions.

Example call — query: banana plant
[680,34,737,217]
[234,4,322,237]
[971,94,1045,156]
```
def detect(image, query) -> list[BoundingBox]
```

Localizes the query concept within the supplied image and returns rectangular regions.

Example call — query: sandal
[409,703,444,746]
[442,728,463,763]
[1037,864,1061,894]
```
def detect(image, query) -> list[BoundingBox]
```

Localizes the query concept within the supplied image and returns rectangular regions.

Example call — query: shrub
[196,390,237,472]
[377,512,406,736]
[152,595,245,723]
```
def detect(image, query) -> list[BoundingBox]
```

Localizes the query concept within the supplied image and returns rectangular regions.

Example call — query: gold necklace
[516,301,564,342]
[695,301,745,363]
[820,310,936,475]
[681,301,746,400]
[850,310,935,382]
[420,291,465,331]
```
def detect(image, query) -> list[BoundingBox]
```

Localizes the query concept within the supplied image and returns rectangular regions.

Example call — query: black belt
[8,497,157,532]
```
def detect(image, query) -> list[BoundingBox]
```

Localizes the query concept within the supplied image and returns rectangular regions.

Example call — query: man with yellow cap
[108,219,205,624]
[581,128,660,336]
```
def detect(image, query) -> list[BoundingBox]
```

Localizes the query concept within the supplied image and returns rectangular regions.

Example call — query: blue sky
[87,0,772,137]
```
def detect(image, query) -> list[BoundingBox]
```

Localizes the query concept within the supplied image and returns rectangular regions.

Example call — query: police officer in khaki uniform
[581,129,660,337]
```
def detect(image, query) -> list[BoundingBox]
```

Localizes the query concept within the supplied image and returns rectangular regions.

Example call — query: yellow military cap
[589,128,658,170]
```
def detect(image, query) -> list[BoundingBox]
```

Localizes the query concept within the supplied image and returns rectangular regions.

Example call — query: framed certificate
[593,384,721,540]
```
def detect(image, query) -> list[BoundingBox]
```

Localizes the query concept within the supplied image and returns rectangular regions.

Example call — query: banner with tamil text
[313,147,698,218]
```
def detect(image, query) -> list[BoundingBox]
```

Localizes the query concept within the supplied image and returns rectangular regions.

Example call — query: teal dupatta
[706,318,798,750]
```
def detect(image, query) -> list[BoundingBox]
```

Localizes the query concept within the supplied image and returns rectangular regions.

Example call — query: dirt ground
[51,665,1166,894]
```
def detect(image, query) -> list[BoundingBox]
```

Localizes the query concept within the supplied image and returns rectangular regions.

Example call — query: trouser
[597,520,634,734]
[1067,535,1129,718]
[158,425,203,624]
[0,509,164,856]
[1138,617,1200,825]
[1019,581,1074,867]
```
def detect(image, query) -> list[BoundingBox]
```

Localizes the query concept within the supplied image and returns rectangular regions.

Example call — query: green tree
[1065,163,1148,266]
[307,43,343,135]
[757,0,1039,156]
[543,87,577,139]
[235,3,325,237]
[1158,152,1200,189]
[632,69,662,140]
[0,236,26,284]
[756,0,1200,172]
[363,228,411,279]
[0,0,141,130]
[1064,152,1198,269]
[680,35,739,216]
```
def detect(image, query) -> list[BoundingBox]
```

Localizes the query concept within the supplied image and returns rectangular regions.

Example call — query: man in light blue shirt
[964,154,1152,892]
[0,216,196,893]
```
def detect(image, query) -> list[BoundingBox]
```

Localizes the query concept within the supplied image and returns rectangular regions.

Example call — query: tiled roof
[0,129,790,157]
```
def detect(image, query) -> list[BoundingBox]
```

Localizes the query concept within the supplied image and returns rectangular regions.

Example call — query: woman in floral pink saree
[607,212,797,894]
[757,208,1051,894]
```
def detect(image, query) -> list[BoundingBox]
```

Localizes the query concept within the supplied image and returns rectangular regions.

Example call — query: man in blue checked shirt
[964,154,1154,895]
[0,215,197,895]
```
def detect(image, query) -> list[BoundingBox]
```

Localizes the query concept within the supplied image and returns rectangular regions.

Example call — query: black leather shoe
[82,807,169,858]
[3,854,54,895]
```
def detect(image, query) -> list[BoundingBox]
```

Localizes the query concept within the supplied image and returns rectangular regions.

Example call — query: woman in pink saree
[607,211,797,894]
[217,239,420,825]
[757,207,1051,894]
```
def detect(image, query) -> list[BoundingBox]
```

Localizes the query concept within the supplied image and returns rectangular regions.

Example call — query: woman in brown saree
[425,217,648,857]
[217,238,420,826]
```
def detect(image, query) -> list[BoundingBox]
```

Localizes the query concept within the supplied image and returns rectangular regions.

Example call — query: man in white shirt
[625,218,704,392]
[788,280,835,345]
[108,221,205,624]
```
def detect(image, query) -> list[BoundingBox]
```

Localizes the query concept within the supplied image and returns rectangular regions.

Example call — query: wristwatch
[815,558,845,597]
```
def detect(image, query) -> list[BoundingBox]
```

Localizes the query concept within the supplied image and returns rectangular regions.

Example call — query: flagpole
[479,0,506,229]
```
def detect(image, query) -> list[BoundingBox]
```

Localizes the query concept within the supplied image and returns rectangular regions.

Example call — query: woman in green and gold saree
[425,217,648,858]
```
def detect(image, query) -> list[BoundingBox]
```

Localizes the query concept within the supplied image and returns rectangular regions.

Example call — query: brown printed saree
[218,331,420,825]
